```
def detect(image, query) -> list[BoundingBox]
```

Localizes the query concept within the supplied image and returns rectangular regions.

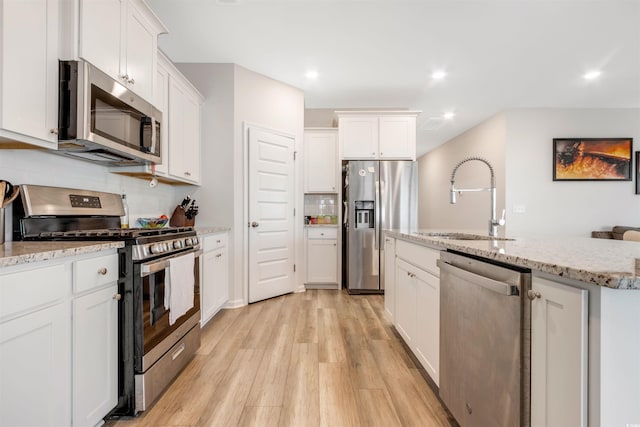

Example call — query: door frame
[242,122,303,305]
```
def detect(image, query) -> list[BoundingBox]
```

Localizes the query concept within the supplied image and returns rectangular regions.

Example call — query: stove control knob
[150,243,163,254]
[185,238,193,246]
[192,237,199,246]
[173,240,183,249]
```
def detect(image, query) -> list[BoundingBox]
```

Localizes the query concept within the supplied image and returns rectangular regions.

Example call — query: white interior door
[248,127,295,303]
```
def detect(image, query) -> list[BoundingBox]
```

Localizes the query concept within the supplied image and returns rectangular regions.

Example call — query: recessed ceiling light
[305,70,319,80]
[443,112,455,119]
[583,70,602,80]
[432,71,447,80]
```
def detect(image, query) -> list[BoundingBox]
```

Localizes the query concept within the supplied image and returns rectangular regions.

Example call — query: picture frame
[553,138,633,181]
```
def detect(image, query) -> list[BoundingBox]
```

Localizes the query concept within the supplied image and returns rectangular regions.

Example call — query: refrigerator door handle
[375,177,380,250]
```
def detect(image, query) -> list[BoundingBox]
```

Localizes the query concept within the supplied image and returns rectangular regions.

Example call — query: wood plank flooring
[109,289,454,427]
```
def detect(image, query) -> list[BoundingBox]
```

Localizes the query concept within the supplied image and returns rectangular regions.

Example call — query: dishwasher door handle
[437,259,518,296]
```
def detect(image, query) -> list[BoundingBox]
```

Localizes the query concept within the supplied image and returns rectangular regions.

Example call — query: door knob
[251,221,259,228]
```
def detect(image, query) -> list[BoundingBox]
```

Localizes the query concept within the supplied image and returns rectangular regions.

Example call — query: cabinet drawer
[0,264,68,319]
[307,227,338,239]
[203,233,228,251]
[74,254,119,293]
[396,240,441,277]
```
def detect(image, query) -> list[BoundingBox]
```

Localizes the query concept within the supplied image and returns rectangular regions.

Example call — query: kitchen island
[384,229,639,427]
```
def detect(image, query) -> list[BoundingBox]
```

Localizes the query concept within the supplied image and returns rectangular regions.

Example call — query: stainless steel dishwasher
[437,251,531,427]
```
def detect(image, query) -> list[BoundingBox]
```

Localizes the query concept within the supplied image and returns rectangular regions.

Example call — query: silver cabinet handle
[216,253,222,258]
[98,267,108,275]
[184,171,191,177]
[128,77,135,84]
[527,290,541,300]
[113,293,122,301]
[251,221,259,228]
[50,128,58,135]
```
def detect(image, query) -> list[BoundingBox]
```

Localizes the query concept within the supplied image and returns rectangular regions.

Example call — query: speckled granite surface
[0,241,125,268]
[385,229,640,289]
[195,226,231,235]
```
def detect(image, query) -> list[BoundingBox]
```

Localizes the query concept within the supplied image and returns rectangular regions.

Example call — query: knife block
[169,205,195,227]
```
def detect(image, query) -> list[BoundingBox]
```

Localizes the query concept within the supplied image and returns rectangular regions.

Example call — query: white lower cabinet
[531,276,588,427]
[201,232,229,326]
[73,284,119,427]
[305,227,339,287]
[0,301,70,426]
[383,237,396,321]
[393,239,441,385]
[0,250,119,427]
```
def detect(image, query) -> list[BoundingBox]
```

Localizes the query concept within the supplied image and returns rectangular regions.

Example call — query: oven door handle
[140,249,203,277]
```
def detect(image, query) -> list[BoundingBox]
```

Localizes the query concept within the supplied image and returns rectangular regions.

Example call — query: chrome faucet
[449,157,505,237]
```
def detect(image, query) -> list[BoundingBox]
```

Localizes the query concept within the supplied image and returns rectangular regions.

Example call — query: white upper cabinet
[77,0,167,102]
[168,68,202,184]
[304,128,339,193]
[0,0,59,148]
[336,111,420,160]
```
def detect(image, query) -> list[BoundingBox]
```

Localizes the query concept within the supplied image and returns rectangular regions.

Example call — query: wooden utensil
[3,187,19,208]
[0,182,6,207]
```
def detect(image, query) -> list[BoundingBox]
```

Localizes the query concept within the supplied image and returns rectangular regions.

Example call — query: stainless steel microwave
[57,60,161,166]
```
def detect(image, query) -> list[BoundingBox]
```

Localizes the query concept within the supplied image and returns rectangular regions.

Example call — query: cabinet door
[0,303,71,427]
[414,267,439,385]
[339,116,378,159]
[1,0,59,147]
[378,115,416,160]
[168,77,201,183]
[78,0,123,83]
[306,239,338,284]
[383,237,396,321]
[304,131,338,192]
[531,277,588,427]
[154,55,170,175]
[73,284,118,427]
[123,0,156,101]
[201,246,229,326]
[394,259,416,345]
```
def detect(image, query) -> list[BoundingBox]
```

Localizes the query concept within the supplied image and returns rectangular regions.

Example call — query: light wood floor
[110,289,454,427]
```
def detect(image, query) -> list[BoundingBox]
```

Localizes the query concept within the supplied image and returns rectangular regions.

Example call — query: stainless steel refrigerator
[343,160,418,293]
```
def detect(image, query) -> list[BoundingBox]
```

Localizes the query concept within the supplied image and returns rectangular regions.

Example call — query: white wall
[0,149,185,239]
[505,109,639,236]
[177,63,305,306]
[418,113,506,233]
[417,108,640,237]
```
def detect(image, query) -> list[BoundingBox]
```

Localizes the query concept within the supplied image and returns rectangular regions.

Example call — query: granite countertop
[305,224,339,228]
[385,229,640,290]
[0,241,125,268]
[195,226,231,235]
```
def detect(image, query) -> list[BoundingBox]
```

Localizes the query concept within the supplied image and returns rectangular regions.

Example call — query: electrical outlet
[513,205,526,214]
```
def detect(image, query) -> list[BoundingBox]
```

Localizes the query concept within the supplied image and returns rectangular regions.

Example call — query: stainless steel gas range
[12,184,201,417]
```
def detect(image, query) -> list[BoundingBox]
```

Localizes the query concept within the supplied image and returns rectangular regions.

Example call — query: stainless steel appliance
[57,60,162,166]
[12,185,201,416]
[437,251,531,427]
[343,160,418,293]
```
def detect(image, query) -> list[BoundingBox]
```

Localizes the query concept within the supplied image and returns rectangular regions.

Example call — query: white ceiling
[147,0,640,156]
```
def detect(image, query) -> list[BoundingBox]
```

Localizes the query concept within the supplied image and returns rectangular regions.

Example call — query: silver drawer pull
[527,290,541,300]
[172,343,186,360]
[216,253,222,258]
[98,267,108,275]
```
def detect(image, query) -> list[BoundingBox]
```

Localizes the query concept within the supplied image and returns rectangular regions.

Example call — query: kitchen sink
[413,232,515,241]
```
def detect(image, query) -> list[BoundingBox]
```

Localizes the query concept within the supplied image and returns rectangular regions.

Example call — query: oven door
[133,249,201,373]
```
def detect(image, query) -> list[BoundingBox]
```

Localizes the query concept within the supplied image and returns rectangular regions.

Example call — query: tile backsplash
[304,194,339,224]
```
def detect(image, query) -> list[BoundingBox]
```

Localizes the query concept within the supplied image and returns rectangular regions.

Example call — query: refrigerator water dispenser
[355,200,374,228]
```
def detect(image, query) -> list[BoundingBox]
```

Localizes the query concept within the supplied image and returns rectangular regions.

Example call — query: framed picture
[553,138,633,181]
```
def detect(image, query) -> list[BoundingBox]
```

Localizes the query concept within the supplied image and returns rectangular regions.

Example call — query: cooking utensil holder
[0,208,5,245]
[169,205,195,227]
